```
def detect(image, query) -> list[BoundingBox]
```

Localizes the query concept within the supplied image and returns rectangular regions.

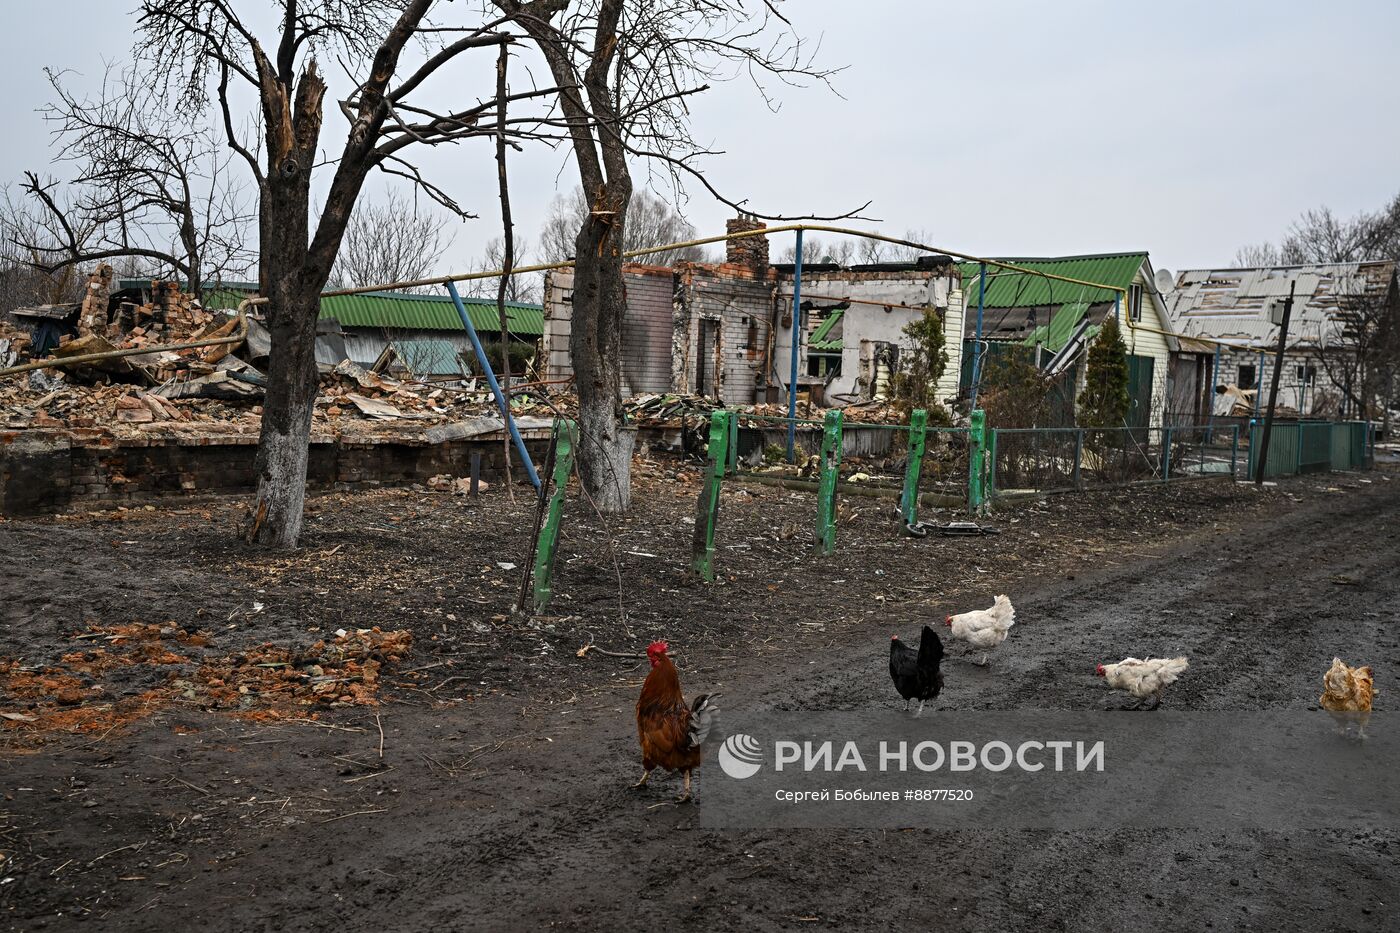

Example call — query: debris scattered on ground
[0,623,412,747]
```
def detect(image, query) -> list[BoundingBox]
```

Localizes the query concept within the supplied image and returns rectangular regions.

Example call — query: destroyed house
[541,218,966,409]
[771,258,964,407]
[111,280,544,378]
[958,252,1176,428]
[1165,261,1399,420]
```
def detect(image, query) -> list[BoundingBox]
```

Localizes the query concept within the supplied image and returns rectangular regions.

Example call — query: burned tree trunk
[569,184,635,512]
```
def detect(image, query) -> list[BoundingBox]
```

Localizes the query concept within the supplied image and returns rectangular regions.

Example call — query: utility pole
[1254,280,1296,485]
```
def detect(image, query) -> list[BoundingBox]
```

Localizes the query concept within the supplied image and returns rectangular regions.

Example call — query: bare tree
[329,189,455,293]
[497,0,845,512]
[538,186,708,266]
[0,185,92,312]
[778,237,854,265]
[1310,289,1399,423]
[1236,192,1400,268]
[13,65,254,296]
[460,235,540,303]
[138,0,563,547]
[777,228,935,266]
[1233,241,1282,268]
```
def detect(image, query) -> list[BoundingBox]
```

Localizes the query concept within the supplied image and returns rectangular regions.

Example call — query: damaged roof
[808,308,844,352]
[957,253,1147,308]
[1166,261,1398,351]
[117,280,545,337]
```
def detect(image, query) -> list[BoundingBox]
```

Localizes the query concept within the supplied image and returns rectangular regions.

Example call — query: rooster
[1320,657,1374,738]
[889,626,944,715]
[1096,656,1189,710]
[944,594,1016,665]
[634,641,721,803]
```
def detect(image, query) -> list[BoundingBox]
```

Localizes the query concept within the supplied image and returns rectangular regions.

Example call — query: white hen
[943,594,1015,665]
[1097,656,1189,709]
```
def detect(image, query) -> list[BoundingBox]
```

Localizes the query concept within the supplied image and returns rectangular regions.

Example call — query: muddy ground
[1,460,1397,932]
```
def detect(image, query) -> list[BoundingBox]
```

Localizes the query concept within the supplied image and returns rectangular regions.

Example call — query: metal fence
[709,410,1374,514]
[988,425,1243,497]
[1247,420,1372,479]
[730,414,972,506]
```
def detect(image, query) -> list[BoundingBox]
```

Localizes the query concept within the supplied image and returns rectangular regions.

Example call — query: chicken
[944,594,1016,665]
[1096,656,1189,710]
[1319,657,1374,737]
[889,626,945,715]
[634,641,721,803]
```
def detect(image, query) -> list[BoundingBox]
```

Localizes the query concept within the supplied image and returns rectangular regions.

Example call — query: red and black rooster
[634,641,721,803]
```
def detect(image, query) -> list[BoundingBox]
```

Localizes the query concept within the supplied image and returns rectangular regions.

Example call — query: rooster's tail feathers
[689,693,721,747]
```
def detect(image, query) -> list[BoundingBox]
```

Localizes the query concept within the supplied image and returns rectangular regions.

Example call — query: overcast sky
[2,0,1397,280]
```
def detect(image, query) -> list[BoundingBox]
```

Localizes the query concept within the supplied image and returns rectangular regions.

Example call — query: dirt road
[2,472,1396,932]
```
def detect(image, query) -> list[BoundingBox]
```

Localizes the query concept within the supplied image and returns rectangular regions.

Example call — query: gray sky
[2,0,1397,279]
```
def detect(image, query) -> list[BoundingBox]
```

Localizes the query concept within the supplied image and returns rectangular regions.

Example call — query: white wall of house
[774,270,964,409]
[1120,264,1174,429]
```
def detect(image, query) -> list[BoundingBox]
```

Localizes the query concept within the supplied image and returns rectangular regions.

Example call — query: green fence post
[815,409,844,555]
[532,419,577,612]
[899,409,928,529]
[1231,425,1239,480]
[726,409,739,476]
[967,409,987,513]
[691,410,731,582]
[987,428,999,500]
[1161,427,1173,482]
[1247,421,1257,479]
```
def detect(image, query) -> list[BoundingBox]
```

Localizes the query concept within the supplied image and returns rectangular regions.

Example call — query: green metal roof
[390,338,471,376]
[318,291,544,336]
[958,253,1145,309]
[116,279,543,336]
[809,308,844,352]
[1022,301,1100,352]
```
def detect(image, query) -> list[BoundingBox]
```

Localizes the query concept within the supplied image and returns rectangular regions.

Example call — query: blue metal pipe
[445,281,541,489]
[786,229,805,463]
[968,262,987,411]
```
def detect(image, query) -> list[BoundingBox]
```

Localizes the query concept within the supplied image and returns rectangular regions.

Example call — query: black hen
[889,626,945,715]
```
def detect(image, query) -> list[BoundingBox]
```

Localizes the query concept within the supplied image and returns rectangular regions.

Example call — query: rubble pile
[3,268,925,447]
[1,274,563,439]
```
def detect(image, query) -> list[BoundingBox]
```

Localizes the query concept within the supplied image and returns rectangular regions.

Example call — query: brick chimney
[725,213,769,270]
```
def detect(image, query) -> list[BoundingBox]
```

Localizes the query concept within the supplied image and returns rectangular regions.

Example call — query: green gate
[1126,354,1154,430]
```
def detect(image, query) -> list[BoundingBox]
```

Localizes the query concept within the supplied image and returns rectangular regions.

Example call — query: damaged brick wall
[672,263,776,405]
[541,267,674,395]
[0,431,547,517]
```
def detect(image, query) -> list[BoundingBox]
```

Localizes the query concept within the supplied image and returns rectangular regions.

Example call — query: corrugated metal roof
[1022,301,1096,352]
[957,253,1146,308]
[1165,260,1398,351]
[389,338,471,376]
[318,291,544,336]
[115,279,544,336]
